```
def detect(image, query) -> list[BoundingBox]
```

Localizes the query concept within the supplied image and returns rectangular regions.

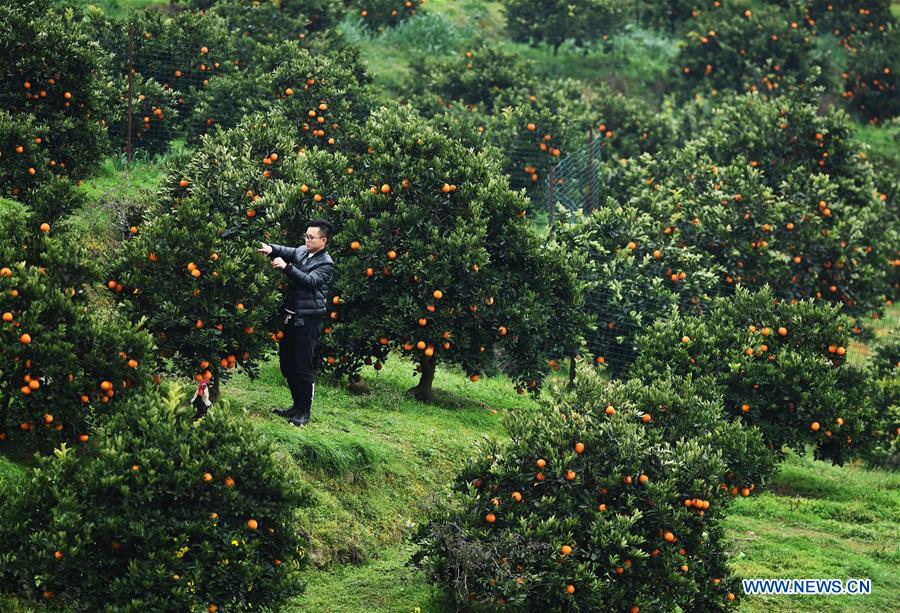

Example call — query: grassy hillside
[2,350,897,612]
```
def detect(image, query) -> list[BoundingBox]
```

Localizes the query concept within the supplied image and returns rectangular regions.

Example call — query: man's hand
[258,242,273,256]
[271,257,288,270]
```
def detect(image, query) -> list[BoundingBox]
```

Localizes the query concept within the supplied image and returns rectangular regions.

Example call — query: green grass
[67,0,168,19]
[221,353,528,569]
[855,119,900,171]
[0,453,26,494]
[728,452,900,612]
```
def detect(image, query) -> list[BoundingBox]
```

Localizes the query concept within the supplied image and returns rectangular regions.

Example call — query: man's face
[305,226,326,253]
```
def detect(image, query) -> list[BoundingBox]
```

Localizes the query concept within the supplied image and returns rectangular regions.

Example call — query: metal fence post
[126,21,135,167]
[586,128,594,214]
[548,165,556,236]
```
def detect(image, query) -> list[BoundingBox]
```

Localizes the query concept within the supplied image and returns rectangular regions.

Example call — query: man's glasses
[305,234,323,241]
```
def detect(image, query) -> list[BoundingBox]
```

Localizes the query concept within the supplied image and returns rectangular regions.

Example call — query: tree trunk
[408,355,436,403]
[567,356,577,390]
[209,370,221,405]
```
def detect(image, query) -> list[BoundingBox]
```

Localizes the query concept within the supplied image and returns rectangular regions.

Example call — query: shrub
[110,74,183,157]
[843,24,899,122]
[413,366,742,610]
[0,110,51,199]
[504,0,624,53]
[348,0,425,31]
[0,0,111,177]
[553,202,722,376]
[187,42,376,148]
[583,90,677,161]
[410,43,534,113]
[579,368,777,494]
[0,201,153,452]
[767,0,896,42]
[631,285,877,465]
[110,194,282,403]
[861,334,900,468]
[0,387,311,610]
[607,90,897,323]
[674,2,823,98]
[191,0,343,34]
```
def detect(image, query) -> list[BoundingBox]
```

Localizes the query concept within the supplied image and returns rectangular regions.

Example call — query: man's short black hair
[309,219,333,239]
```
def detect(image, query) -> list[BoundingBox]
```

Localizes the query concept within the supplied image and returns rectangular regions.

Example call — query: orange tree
[96,7,238,142]
[188,42,376,147]
[0,110,51,201]
[292,106,590,400]
[346,0,425,31]
[413,365,745,610]
[0,388,311,610]
[0,0,112,177]
[842,24,899,122]
[410,43,535,113]
[191,0,344,57]
[0,200,153,452]
[861,335,899,468]
[610,89,896,324]
[766,0,896,41]
[630,286,877,465]
[503,0,624,54]
[108,193,281,404]
[674,2,824,98]
[553,202,723,376]
[109,73,182,157]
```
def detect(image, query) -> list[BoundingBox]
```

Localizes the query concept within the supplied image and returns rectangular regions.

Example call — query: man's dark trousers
[279,313,322,420]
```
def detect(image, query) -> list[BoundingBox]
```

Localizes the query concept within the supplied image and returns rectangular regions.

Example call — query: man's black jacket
[269,244,335,316]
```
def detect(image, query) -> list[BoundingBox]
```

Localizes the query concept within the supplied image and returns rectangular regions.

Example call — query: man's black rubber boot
[273,406,295,417]
[289,414,310,427]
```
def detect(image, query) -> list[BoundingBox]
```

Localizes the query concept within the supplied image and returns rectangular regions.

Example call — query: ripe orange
[536,458,546,468]
[20,333,32,345]
[641,413,651,423]
[179,179,189,188]
[561,545,572,555]
[664,531,675,543]
[566,584,575,594]
[605,405,616,415]
[574,442,585,454]
[380,184,391,194]
[387,250,397,260]
[433,289,443,300]
[485,513,496,524]
[39,222,50,232]
[511,491,522,502]
[224,476,235,488]
[811,421,821,431]
[247,518,258,530]
[565,470,576,481]
[469,374,479,382]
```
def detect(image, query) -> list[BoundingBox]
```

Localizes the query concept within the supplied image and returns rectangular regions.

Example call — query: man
[258,220,335,426]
